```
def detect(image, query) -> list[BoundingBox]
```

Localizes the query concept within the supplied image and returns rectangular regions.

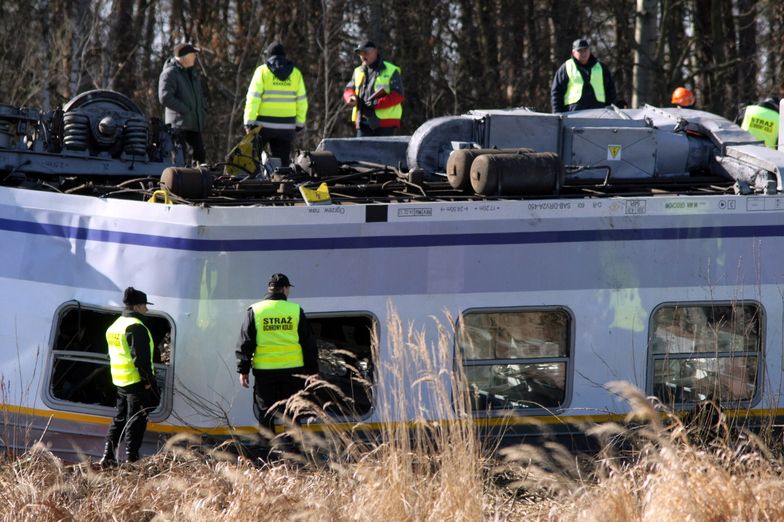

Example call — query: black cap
[761,97,780,112]
[122,287,153,306]
[268,273,293,289]
[266,41,285,57]
[572,38,590,50]
[174,43,200,57]
[354,40,377,53]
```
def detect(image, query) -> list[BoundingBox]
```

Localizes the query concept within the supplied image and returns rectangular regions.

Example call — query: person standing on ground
[343,41,404,137]
[99,287,159,466]
[236,273,319,433]
[551,38,617,113]
[158,43,208,164]
[243,42,308,163]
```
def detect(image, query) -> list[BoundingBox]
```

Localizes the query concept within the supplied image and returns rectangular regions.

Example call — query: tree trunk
[37,0,52,111]
[109,0,136,95]
[632,0,658,107]
[736,0,757,105]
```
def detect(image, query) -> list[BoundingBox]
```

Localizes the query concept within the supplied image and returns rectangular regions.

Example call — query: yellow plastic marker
[299,182,332,206]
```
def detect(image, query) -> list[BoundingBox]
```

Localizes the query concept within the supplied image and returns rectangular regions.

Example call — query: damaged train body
[1,89,783,460]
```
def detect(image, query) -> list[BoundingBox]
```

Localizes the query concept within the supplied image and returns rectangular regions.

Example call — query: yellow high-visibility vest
[105,316,154,386]
[741,105,779,149]
[350,61,403,122]
[243,65,308,129]
[564,60,605,106]
[251,300,304,369]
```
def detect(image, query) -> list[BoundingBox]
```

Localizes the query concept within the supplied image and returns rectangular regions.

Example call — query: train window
[457,308,571,411]
[309,314,375,418]
[649,302,762,405]
[44,302,173,420]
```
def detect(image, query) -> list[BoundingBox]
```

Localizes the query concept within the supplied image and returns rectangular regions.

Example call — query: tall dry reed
[0,309,519,520]
[504,381,784,521]
[3,311,784,521]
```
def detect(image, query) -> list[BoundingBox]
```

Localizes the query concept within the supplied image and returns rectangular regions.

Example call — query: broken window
[457,308,571,411]
[649,302,762,405]
[47,302,173,417]
[309,314,375,418]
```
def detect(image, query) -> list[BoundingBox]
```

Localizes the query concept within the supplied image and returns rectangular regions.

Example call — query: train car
[0,90,781,460]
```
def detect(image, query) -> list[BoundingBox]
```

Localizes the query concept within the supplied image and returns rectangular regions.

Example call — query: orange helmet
[671,87,695,107]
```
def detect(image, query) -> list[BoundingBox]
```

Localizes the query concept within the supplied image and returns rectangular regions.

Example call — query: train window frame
[646,301,764,408]
[41,301,175,422]
[307,311,377,420]
[456,306,574,414]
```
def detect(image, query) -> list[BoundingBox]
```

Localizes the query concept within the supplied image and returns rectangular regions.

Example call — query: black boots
[98,440,117,468]
[126,449,140,463]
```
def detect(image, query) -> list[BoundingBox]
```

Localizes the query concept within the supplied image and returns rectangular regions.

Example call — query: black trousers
[104,382,158,460]
[258,128,296,163]
[356,125,396,137]
[174,130,206,164]
[252,371,306,431]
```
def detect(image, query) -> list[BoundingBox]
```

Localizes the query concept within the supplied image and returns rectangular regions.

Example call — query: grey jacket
[158,57,207,131]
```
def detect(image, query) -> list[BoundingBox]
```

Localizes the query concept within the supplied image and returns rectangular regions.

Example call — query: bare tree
[2,0,781,162]
[633,0,658,107]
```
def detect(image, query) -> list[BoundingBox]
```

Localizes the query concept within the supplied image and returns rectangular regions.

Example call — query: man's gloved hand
[359,98,375,111]
[295,125,304,133]
[145,380,161,407]
[244,125,260,134]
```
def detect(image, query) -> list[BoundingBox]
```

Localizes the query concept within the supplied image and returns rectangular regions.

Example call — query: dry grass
[509,382,784,521]
[3,315,784,521]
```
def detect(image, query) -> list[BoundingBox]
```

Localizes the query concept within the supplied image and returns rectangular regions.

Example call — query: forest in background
[0,0,781,160]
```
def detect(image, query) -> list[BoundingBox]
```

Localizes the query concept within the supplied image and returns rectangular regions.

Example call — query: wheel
[63,89,144,115]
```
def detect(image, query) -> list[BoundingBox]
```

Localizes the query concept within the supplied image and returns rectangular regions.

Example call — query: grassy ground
[3,315,783,520]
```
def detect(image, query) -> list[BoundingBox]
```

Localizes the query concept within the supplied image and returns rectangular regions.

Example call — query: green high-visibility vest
[741,105,779,149]
[350,61,403,122]
[243,64,308,129]
[106,316,154,386]
[564,60,605,106]
[251,300,304,370]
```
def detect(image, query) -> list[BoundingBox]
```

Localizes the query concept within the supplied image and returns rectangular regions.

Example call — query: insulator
[63,112,90,151]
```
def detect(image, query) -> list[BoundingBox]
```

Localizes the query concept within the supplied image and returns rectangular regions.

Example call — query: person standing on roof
[343,41,404,136]
[243,42,308,163]
[158,43,207,164]
[99,287,160,466]
[671,86,696,109]
[551,38,617,113]
[738,97,780,149]
[236,273,319,433]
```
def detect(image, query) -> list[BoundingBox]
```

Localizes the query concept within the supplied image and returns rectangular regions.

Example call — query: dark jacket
[235,292,319,377]
[121,310,156,386]
[158,57,207,131]
[550,55,617,113]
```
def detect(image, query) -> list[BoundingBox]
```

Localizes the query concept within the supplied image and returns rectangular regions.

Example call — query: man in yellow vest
[551,38,617,113]
[236,273,318,433]
[343,40,404,136]
[739,97,779,149]
[99,287,159,466]
[243,42,308,163]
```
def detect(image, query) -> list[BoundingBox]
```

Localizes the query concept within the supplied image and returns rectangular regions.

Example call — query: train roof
[0,90,781,206]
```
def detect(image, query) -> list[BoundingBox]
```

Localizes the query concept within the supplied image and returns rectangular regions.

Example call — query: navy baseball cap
[268,273,294,288]
[123,287,153,306]
[354,40,377,53]
[572,38,590,50]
